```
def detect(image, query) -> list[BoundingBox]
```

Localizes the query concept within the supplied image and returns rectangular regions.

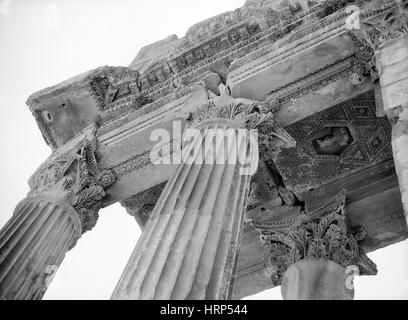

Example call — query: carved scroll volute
[28,131,116,234]
[251,190,377,286]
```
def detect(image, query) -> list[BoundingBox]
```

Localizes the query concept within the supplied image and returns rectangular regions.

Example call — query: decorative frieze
[265,57,355,112]
[111,93,297,299]
[87,66,154,122]
[0,196,82,299]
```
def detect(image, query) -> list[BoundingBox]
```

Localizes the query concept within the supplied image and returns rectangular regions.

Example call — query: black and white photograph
[0,0,407,304]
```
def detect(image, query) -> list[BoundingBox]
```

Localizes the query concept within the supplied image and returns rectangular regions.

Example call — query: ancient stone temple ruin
[1,0,408,300]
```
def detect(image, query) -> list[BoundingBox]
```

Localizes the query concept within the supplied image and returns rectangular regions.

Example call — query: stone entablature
[22,1,404,207]
[26,1,403,150]
[2,0,408,300]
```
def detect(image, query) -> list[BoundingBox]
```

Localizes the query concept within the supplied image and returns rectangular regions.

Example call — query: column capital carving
[28,126,116,233]
[186,89,296,159]
[359,1,408,49]
[348,31,379,83]
[251,190,377,286]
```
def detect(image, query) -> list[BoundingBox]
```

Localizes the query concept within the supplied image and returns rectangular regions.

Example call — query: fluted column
[0,195,81,300]
[252,190,377,300]
[374,35,408,223]
[112,97,294,300]
[112,119,252,300]
[355,1,408,223]
[0,129,116,300]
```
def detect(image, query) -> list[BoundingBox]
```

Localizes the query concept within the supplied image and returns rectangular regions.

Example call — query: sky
[0,0,407,300]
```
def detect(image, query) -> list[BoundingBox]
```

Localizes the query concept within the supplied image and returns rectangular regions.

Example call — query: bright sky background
[0,0,407,300]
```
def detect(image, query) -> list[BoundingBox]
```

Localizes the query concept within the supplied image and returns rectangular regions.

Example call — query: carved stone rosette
[0,128,116,300]
[252,190,377,290]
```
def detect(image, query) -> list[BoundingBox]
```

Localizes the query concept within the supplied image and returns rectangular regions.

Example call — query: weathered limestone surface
[25,0,401,203]
[128,35,179,72]
[2,0,408,300]
[356,1,408,223]
[111,90,297,299]
[233,204,302,298]
[273,90,394,197]
[377,37,408,222]
[0,127,116,300]
[0,195,81,300]
[281,259,353,300]
[249,190,377,299]
[111,114,255,299]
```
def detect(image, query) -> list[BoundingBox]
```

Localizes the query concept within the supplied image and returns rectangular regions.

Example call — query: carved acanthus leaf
[187,98,295,159]
[29,137,116,233]
[349,31,379,83]
[252,190,377,285]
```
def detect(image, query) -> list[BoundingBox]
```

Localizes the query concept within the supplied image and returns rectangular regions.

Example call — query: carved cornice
[107,139,178,180]
[252,190,377,285]
[28,128,116,233]
[360,0,408,49]
[247,160,280,210]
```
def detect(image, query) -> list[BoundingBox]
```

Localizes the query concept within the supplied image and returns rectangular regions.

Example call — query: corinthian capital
[186,87,296,159]
[28,126,116,233]
[251,190,377,285]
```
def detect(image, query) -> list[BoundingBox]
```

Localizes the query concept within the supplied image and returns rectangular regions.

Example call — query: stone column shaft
[281,259,353,300]
[356,2,408,222]
[0,196,81,300]
[112,119,252,300]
